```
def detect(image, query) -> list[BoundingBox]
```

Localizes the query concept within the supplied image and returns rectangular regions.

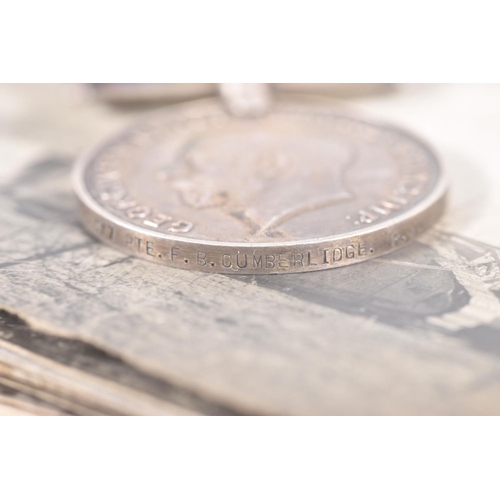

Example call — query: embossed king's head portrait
[158,124,356,237]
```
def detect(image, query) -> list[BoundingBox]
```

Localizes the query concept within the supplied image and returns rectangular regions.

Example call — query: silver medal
[73,90,447,274]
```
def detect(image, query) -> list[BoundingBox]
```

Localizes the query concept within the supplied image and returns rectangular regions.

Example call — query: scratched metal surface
[0,84,500,415]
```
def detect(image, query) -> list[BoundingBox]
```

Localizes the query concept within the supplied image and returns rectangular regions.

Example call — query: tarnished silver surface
[92,83,391,104]
[92,83,216,104]
[218,83,272,117]
[73,96,447,274]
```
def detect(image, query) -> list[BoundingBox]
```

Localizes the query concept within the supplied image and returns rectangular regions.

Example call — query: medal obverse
[73,97,447,274]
